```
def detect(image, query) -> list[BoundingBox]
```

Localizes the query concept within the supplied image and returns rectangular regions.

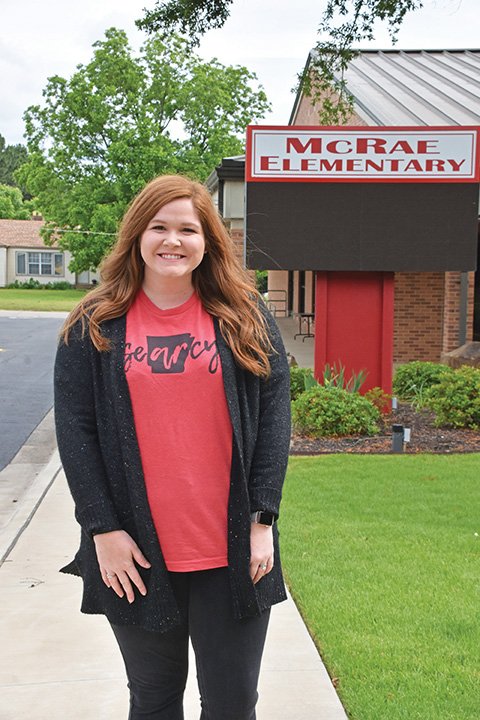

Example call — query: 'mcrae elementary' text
[246,126,480,182]
[259,156,466,174]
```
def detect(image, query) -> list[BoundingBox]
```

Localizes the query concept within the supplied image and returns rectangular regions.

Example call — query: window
[16,252,26,274]
[28,252,40,275]
[16,251,64,277]
[54,253,63,275]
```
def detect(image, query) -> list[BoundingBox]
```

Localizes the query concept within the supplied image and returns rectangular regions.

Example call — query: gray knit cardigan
[54,304,291,632]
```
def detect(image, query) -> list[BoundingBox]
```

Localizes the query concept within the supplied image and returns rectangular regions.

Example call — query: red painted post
[314,271,394,395]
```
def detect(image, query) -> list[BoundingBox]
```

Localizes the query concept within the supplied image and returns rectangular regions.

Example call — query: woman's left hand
[249,523,274,584]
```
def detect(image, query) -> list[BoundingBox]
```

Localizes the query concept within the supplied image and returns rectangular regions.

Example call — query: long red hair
[61,175,272,377]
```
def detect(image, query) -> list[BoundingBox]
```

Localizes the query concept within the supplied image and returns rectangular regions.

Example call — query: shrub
[43,281,73,290]
[364,386,391,413]
[8,278,42,289]
[7,279,72,290]
[292,385,380,438]
[255,269,268,294]
[290,366,314,401]
[424,366,480,429]
[393,361,453,405]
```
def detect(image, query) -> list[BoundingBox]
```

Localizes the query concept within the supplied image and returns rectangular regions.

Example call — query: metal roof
[292,49,480,126]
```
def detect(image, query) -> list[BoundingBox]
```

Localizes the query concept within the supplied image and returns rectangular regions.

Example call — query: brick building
[207,49,480,364]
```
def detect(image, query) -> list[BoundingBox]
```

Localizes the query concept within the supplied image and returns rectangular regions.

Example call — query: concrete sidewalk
[0,457,348,720]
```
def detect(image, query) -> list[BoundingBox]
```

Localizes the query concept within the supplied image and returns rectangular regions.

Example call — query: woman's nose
[162,231,181,246]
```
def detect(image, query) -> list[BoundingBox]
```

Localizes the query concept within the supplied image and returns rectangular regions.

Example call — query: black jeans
[110,567,271,720]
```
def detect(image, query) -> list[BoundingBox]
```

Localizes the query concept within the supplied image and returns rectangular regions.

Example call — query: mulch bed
[290,403,480,455]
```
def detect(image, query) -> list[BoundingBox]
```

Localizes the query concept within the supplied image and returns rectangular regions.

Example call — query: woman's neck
[142,277,194,310]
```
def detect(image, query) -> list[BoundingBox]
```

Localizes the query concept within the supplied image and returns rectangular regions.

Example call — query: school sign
[247,126,480,182]
[245,125,480,272]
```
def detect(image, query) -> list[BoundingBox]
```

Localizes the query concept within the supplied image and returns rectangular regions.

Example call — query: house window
[16,251,64,277]
[16,252,26,274]
[54,253,63,275]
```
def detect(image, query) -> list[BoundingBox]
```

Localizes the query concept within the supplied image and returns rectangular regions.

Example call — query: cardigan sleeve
[54,320,122,538]
[248,306,291,518]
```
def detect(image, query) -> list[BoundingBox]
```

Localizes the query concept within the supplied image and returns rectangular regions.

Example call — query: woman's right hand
[93,530,151,603]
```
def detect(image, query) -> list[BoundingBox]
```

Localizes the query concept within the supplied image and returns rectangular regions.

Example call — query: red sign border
[246,125,480,183]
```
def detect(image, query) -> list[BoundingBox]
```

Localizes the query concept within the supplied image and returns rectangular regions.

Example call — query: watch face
[257,512,275,526]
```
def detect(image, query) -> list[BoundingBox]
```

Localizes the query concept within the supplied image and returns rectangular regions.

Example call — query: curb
[0,447,62,566]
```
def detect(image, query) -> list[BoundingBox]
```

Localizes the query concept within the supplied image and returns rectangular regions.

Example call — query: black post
[392,424,404,453]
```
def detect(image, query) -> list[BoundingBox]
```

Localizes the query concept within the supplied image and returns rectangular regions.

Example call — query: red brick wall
[394,272,444,362]
[293,92,367,126]
[229,227,244,264]
[228,226,255,283]
[442,271,475,352]
[467,271,475,342]
[443,271,461,352]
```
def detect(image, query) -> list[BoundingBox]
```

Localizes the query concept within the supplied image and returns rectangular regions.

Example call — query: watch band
[250,511,275,526]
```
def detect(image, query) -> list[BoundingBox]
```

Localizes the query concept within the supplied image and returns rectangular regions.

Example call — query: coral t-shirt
[124,289,232,571]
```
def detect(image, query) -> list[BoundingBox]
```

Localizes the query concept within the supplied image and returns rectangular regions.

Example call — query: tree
[137,0,424,123]
[0,134,28,187]
[17,28,269,272]
[0,184,32,219]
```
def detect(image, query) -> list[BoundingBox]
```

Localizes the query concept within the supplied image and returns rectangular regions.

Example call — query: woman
[55,174,291,720]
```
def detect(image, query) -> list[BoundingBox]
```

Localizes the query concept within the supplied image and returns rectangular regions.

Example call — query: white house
[0,218,99,287]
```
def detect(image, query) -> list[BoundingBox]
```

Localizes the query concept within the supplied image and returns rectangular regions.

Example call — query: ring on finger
[106,572,116,580]
[260,564,267,571]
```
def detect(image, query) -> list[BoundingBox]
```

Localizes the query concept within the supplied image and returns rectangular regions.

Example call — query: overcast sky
[1,0,479,146]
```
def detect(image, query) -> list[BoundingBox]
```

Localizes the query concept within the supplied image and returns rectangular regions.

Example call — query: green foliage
[18,28,270,273]
[255,269,268,294]
[45,280,73,290]
[304,371,319,393]
[138,1,423,123]
[322,362,367,393]
[306,0,423,124]
[292,385,380,437]
[8,278,42,289]
[0,184,32,219]
[424,366,480,430]
[290,362,368,405]
[290,366,314,401]
[7,279,73,289]
[393,361,453,405]
[0,134,28,188]
[137,0,234,40]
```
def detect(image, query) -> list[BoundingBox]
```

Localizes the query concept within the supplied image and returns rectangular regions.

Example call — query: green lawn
[0,288,87,311]
[280,454,480,720]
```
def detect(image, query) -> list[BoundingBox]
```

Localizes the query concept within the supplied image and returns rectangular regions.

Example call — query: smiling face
[140,198,206,292]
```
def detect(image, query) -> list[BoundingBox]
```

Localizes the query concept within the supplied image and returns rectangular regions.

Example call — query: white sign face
[246,126,480,183]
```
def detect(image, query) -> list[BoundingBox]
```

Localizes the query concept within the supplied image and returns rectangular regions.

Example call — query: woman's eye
[152,225,166,231]
[182,228,195,233]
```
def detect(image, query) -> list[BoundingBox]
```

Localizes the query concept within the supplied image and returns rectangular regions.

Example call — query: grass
[0,288,87,311]
[280,454,480,720]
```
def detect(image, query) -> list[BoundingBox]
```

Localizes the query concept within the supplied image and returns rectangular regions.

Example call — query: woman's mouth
[158,253,185,260]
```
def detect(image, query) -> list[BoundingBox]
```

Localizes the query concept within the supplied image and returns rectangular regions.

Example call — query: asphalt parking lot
[0,313,66,470]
